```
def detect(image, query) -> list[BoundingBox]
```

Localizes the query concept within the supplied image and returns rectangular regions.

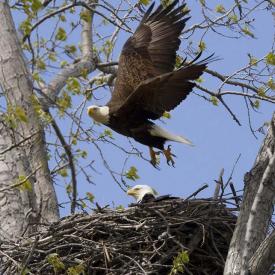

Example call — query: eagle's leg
[149,147,160,168]
[162,145,176,167]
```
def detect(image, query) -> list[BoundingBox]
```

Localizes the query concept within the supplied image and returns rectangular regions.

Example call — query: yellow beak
[87,108,94,117]
[127,189,136,196]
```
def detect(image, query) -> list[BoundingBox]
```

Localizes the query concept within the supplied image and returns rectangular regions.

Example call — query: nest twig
[0,199,237,274]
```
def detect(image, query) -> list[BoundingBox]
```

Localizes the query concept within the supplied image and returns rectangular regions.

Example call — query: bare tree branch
[48,113,78,215]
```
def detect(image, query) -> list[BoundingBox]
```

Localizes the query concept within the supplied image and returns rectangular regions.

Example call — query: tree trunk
[0,0,59,241]
[248,230,275,275]
[224,113,275,274]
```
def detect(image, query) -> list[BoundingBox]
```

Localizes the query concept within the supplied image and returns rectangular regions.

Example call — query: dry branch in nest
[0,199,237,274]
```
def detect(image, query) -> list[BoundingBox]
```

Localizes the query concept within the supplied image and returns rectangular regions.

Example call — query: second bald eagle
[88,0,212,167]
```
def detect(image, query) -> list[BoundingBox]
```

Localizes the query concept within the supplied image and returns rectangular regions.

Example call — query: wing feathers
[108,1,205,113]
[113,62,208,120]
[140,2,155,24]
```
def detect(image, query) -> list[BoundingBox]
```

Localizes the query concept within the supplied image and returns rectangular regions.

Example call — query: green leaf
[99,129,114,139]
[81,150,87,158]
[162,111,171,119]
[248,54,258,66]
[36,58,46,70]
[31,95,52,124]
[86,192,95,203]
[4,105,17,128]
[80,200,87,209]
[241,25,254,38]
[253,100,260,109]
[215,4,226,14]
[102,40,114,56]
[72,138,77,146]
[48,51,57,62]
[161,0,173,6]
[126,166,140,181]
[18,175,32,191]
[67,263,85,275]
[116,205,124,211]
[228,14,238,23]
[58,168,68,177]
[31,0,42,13]
[66,184,72,194]
[175,55,183,69]
[21,267,31,275]
[15,106,28,123]
[257,87,266,97]
[57,92,72,116]
[198,41,206,52]
[47,253,65,273]
[210,96,219,106]
[32,71,42,82]
[182,5,189,13]
[80,10,91,23]
[266,52,275,65]
[55,27,67,41]
[67,77,81,94]
[139,0,150,5]
[59,14,66,22]
[20,19,32,36]
[170,251,189,275]
[267,78,275,90]
[60,60,68,68]
[65,45,77,54]
[195,77,204,83]
[81,68,89,79]
[199,0,205,6]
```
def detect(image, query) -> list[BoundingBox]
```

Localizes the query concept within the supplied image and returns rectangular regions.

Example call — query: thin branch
[213,168,224,200]
[20,236,39,275]
[185,184,209,200]
[218,96,242,126]
[0,165,42,192]
[205,69,259,94]
[49,113,78,215]
[0,130,39,155]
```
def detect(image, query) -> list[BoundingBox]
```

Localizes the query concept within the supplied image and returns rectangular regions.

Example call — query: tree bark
[0,0,59,241]
[224,113,275,275]
[249,230,275,275]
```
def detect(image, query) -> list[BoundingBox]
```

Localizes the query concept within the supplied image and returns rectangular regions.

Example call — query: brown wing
[107,0,190,112]
[112,63,207,122]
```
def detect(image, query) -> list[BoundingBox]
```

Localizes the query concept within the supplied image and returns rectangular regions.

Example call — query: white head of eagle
[87,105,109,124]
[127,184,158,203]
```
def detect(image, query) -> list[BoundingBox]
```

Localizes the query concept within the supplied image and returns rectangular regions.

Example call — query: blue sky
[11,0,275,216]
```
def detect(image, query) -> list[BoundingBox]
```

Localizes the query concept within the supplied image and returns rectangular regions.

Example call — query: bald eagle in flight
[88,0,213,167]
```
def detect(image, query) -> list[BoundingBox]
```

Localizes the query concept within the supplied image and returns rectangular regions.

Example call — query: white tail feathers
[150,125,193,146]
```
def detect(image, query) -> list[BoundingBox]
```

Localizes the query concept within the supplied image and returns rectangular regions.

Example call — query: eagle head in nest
[127,184,158,203]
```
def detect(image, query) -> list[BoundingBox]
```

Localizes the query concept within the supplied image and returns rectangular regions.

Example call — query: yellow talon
[149,147,160,168]
[163,145,176,167]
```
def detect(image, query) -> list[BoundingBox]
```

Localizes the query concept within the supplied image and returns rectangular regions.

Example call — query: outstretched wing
[112,61,208,121]
[107,0,190,111]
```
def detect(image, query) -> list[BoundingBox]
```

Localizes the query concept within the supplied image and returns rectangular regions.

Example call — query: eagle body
[88,0,214,166]
[106,117,166,150]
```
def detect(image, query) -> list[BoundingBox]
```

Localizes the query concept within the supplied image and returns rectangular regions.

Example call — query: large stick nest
[1,199,236,274]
